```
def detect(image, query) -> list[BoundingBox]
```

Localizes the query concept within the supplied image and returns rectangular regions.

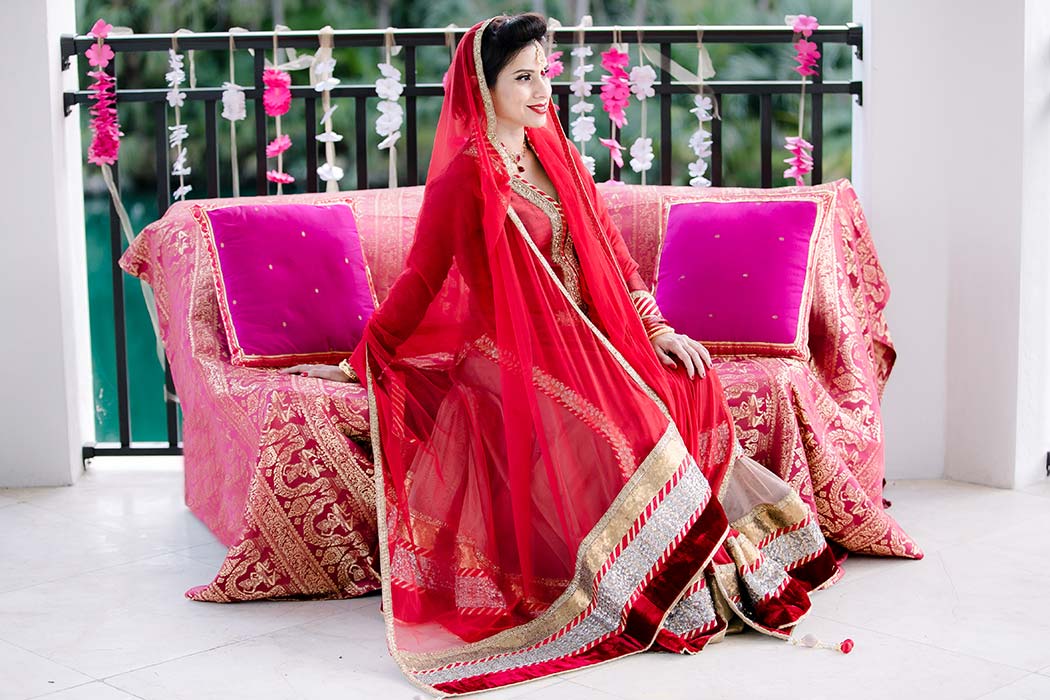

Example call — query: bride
[285,13,841,695]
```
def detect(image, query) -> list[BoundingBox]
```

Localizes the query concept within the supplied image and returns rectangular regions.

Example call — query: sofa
[119,178,922,602]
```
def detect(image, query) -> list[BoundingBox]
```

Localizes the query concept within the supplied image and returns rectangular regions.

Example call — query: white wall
[0,0,91,487]
[853,0,1050,487]
[1014,0,1050,487]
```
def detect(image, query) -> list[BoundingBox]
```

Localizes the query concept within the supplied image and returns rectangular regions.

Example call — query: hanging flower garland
[598,33,630,180]
[688,95,714,187]
[221,28,247,197]
[375,29,404,188]
[784,14,820,186]
[264,28,294,190]
[313,25,344,189]
[84,18,166,373]
[544,18,565,80]
[568,17,596,175]
[166,33,193,201]
[85,20,119,166]
[627,34,656,182]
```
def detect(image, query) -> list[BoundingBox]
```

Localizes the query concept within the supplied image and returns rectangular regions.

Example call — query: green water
[85,191,182,444]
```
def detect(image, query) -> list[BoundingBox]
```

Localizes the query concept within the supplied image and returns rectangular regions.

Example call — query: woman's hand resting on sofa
[651,333,713,380]
[280,364,352,382]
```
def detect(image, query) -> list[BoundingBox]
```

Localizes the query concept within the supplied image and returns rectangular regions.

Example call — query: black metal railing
[61,24,863,459]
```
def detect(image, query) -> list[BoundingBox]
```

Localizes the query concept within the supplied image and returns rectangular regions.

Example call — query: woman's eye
[517,75,531,81]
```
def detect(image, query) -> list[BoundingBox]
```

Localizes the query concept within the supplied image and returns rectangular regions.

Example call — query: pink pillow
[194,200,377,368]
[654,191,833,359]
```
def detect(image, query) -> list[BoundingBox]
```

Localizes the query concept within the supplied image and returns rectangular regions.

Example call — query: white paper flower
[629,65,656,100]
[220,82,246,121]
[376,102,403,137]
[317,162,344,182]
[629,137,654,172]
[320,104,339,125]
[313,58,336,76]
[693,94,713,115]
[378,131,401,150]
[569,100,594,115]
[689,129,712,158]
[571,116,596,143]
[378,62,401,80]
[168,124,188,148]
[375,77,403,101]
[172,184,193,200]
[571,46,593,59]
[166,89,186,108]
[316,131,344,143]
[581,154,596,175]
[314,76,340,92]
[569,78,593,99]
[688,159,711,188]
[171,148,191,177]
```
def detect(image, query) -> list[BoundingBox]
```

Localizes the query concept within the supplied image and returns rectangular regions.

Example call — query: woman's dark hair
[480,13,548,87]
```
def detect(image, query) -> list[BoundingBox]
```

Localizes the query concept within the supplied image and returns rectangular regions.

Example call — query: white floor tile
[0,639,93,700]
[1019,479,1050,500]
[810,537,1050,671]
[880,480,1049,554]
[0,552,361,679]
[568,617,1025,700]
[0,491,18,508]
[977,674,1050,700]
[0,504,169,594]
[26,682,142,700]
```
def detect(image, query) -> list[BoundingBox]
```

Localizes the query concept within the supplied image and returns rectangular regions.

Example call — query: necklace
[501,135,528,173]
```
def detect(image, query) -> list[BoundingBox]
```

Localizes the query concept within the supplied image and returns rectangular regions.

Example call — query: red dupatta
[350,18,737,695]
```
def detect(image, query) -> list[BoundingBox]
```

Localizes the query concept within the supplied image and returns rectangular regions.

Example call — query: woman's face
[489,41,552,132]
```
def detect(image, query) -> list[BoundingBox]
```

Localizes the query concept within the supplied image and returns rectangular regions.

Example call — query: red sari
[350,19,840,695]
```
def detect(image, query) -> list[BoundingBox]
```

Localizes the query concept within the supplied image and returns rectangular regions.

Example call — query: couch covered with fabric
[119,178,922,602]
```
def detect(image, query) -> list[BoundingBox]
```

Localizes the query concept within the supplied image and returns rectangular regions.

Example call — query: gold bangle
[338,359,359,382]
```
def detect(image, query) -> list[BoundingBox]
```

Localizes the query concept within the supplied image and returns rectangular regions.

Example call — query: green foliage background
[75,0,852,443]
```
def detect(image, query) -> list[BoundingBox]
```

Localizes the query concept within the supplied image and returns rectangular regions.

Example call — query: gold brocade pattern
[509,176,585,308]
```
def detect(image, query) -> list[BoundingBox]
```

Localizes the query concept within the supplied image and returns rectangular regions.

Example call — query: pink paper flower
[86,65,120,165]
[792,39,821,77]
[599,47,631,130]
[783,135,814,186]
[85,43,114,68]
[545,51,564,79]
[265,133,292,158]
[599,137,624,168]
[89,19,112,40]
[266,170,295,184]
[263,68,291,88]
[786,14,820,38]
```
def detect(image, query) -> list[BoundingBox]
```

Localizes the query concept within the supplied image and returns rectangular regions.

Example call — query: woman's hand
[280,364,351,382]
[651,333,713,379]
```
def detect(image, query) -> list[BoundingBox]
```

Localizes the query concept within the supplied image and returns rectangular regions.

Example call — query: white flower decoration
[220,82,246,121]
[316,132,344,143]
[314,76,340,92]
[171,148,191,177]
[629,65,656,100]
[629,137,654,172]
[168,124,189,148]
[571,116,596,143]
[689,129,712,158]
[320,104,338,125]
[317,162,344,182]
[580,154,596,175]
[378,131,401,150]
[688,160,711,187]
[570,101,594,115]
[166,48,191,200]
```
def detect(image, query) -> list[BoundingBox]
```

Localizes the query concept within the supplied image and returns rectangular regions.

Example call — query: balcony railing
[60,23,863,459]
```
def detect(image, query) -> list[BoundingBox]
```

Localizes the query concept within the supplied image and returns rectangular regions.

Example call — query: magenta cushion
[194,201,376,368]
[655,194,828,359]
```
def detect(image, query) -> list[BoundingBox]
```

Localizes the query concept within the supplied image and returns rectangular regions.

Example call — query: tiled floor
[2,459,1050,700]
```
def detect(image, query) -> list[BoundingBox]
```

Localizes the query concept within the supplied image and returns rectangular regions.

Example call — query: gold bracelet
[338,359,359,382]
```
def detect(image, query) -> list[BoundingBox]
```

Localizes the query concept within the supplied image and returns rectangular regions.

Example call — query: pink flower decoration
[599,137,624,169]
[792,39,821,77]
[599,47,631,130]
[783,135,814,186]
[85,43,114,68]
[266,170,295,185]
[545,51,564,79]
[839,639,855,654]
[89,19,112,39]
[263,68,291,89]
[787,14,820,38]
[263,68,292,116]
[86,64,120,165]
[265,133,292,158]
